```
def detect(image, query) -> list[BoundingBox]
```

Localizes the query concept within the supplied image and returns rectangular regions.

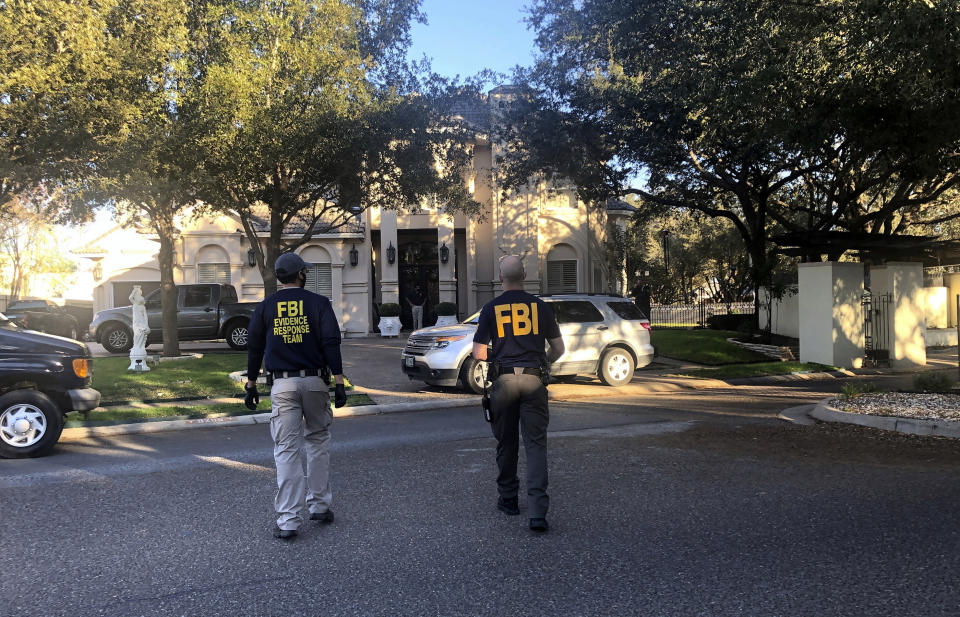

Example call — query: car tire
[459,357,489,394]
[0,390,64,458]
[225,322,249,350]
[102,323,133,354]
[598,347,635,387]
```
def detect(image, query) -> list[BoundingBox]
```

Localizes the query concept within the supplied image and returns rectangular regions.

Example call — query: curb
[777,404,817,425]
[810,397,960,439]
[60,397,480,441]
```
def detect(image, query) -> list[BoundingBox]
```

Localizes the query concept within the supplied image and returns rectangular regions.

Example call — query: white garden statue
[127,285,151,372]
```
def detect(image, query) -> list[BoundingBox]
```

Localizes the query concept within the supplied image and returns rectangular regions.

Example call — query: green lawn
[674,361,837,380]
[91,355,249,402]
[650,329,770,365]
[65,393,374,426]
[91,355,355,403]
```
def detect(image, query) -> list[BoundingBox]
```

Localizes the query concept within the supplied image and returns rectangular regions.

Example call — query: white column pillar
[331,262,345,332]
[438,219,456,304]
[798,262,864,368]
[379,211,399,304]
[873,262,926,368]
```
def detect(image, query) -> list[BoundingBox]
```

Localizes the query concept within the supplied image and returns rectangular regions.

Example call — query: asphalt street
[3,382,960,617]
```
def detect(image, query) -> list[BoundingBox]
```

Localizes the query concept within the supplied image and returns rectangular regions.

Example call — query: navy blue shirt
[473,290,561,368]
[246,287,343,380]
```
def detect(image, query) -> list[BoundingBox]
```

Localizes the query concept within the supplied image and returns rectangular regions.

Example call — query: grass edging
[672,361,838,380]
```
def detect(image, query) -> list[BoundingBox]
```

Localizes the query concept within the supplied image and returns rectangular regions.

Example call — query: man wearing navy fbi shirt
[472,255,564,533]
[246,252,347,540]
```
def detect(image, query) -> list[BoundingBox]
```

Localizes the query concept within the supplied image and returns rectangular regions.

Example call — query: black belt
[270,369,324,379]
[499,367,542,377]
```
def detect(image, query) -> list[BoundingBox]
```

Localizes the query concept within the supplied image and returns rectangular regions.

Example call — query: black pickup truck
[88,284,258,353]
[0,313,100,458]
[4,299,81,340]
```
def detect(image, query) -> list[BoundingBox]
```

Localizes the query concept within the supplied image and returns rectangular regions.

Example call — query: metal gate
[862,291,891,366]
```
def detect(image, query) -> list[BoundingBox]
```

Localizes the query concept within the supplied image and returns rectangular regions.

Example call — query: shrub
[706,314,754,331]
[840,382,879,399]
[913,372,954,393]
[379,303,400,317]
[435,302,457,316]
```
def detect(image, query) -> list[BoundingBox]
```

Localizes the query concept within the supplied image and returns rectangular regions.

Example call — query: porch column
[870,262,926,368]
[798,262,864,369]
[379,210,399,304]
[438,219,456,304]
[331,262,345,333]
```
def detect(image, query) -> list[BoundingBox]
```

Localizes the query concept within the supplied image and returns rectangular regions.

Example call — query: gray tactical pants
[269,375,333,531]
[489,372,550,518]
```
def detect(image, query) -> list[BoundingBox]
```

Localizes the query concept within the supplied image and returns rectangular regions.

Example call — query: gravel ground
[832,392,960,420]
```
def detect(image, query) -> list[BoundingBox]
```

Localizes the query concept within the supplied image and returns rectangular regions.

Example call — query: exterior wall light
[349,244,359,267]
[387,242,396,265]
[439,242,449,264]
[247,248,257,267]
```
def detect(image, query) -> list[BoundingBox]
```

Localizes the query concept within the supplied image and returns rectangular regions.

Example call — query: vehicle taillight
[640,321,652,331]
[72,358,89,378]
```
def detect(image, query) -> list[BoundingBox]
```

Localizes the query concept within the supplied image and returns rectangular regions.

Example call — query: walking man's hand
[244,382,260,411]
[334,383,347,408]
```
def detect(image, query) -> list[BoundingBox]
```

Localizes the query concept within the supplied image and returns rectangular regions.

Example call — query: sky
[406,0,539,79]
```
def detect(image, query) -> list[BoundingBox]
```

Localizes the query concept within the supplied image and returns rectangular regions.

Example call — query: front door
[398,239,439,330]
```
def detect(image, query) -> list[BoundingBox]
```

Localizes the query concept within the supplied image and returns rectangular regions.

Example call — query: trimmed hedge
[379,302,401,317]
[706,314,754,332]
[435,302,457,316]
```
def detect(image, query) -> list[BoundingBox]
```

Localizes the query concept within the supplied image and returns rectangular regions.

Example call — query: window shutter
[198,263,231,284]
[547,260,577,293]
[305,264,333,298]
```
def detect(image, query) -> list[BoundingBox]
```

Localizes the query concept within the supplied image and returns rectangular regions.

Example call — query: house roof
[605,198,637,213]
[246,204,364,236]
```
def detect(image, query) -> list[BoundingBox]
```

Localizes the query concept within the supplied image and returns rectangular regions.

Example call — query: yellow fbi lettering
[273,300,310,343]
[494,302,539,337]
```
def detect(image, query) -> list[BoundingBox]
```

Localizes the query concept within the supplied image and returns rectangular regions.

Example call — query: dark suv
[0,313,100,458]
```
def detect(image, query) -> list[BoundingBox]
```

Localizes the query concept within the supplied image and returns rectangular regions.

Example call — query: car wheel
[102,323,133,354]
[459,357,490,394]
[0,390,64,458]
[598,347,634,387]
[226,322,248,350]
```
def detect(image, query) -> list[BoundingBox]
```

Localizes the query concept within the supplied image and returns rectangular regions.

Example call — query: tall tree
[500,0,960,321]
[0,0,175,220]
[186,0,477,296]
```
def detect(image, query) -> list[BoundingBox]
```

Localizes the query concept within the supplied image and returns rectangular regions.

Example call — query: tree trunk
[156,215,181,358]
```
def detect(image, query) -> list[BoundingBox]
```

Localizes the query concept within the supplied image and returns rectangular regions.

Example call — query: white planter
[378,316,401,337]
[435,315,458,326]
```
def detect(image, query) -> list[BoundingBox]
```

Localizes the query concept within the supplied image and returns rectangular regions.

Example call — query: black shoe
[273,526,297,540]
[497,497,520,516]
[529,517,549,533]
[309,509,334,524]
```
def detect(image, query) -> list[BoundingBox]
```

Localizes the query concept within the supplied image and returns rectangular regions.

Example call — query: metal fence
[649,302,755,329]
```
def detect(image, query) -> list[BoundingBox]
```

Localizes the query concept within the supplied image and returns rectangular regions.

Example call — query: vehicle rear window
[221,286,238,303]
[551,301,604,324]
[7,300,46,311]
[607,301,647,320]
[183,287,213,308]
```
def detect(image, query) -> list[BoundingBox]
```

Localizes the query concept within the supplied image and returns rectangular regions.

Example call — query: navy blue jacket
[246,287,343,380]
[473,290,561,368]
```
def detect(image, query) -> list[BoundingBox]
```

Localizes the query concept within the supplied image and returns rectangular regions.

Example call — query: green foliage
[435,302,457,316]
[913,372,954,393]
[840,382,880,400]
[502,0,960,306]
[378,302,400,317]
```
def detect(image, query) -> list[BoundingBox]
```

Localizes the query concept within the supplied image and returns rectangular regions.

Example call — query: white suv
[400,294,654,393]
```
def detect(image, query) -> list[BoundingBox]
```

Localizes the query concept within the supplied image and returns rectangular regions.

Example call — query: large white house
[73,88,634,335]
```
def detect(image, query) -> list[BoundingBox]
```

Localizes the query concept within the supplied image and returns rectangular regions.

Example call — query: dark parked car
[0,313,100,458]
[5,299,81,340]
[88,284,258,353]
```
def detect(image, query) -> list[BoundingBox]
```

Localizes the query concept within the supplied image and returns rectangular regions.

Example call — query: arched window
[197,244,231,284]
[546,244,578,293]
[300,246,332,298]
